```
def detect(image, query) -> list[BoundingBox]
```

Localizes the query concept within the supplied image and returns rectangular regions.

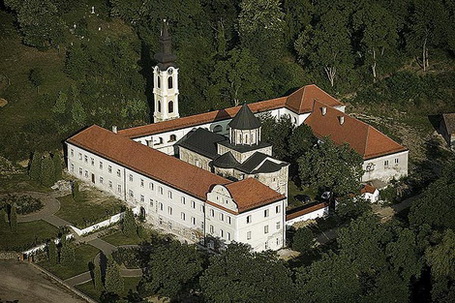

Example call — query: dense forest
[0,0,454,161]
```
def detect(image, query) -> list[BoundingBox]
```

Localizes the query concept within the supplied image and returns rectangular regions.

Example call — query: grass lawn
[76,276,141,301]
[0,220,58,251]
[288,181,318,210]
[56,192,124,228]
[39,244,100,280]
[0,172,51,194]
[102,230,148,246]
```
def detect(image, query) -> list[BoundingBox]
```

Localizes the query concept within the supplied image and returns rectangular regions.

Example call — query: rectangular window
[227,216,232,224]
[140,195,144,202]
[247,231,251,240]
[219,213,224,221]
[384,160,389,167]
[181,212,186,221]
[246,215,252,224]
[168,191,172,199]
[149,182,154,190]
[181,197,186,204]
[191,200,196,209]
[276,221,280,230]
[220,229,224,238]
[159,187,163,195]
[227,232,231,241]
[117,184,121,192]
[117,169,121,177]
[70,149,74,157]
[264,209,269,217]
[264,225,269,234]
[108,165,112,173]
[210,209,215,217]
[84,170,88,177]
[276,205,281,214]
[149,199,153,207]
[129,190,134,198]
[99,161,103,169]
[160,203,164,211]
[129,174,133,182]
[210,225,214,234]
[91,158,94,166]
[191,217,196,225]
[140,179,144,187]
[84,155,88,163]
[168,206,172,215]
[99,176,104,184]
[394,158,399,164]
[78,153,82,160]
[79,168,82,175]
[109,181,112,188]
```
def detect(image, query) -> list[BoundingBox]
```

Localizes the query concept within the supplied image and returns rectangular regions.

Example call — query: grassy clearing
[287,181,318,210]
[102,230,147,246]
[0,172,51,194]
[56,190,124,228]
[39,244,99,280]
[76,276,141,302]
[0,220,58,251]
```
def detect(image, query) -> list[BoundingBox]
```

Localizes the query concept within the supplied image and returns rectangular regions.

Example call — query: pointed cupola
[154,19,177,71]
[228,104,262,146]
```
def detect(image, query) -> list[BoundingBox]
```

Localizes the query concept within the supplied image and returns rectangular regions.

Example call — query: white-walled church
[66,21,408,252]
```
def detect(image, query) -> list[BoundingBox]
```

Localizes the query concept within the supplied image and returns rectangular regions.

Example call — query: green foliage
[48,240,58,265]
[29,152,42,181]
[0,194,43,215]
[0,209,8,230]
[53,152,62,181]
[72,181,80,200]
[122,208,137,237]
[200,242,295,303]
[335,196,372,221]
[260,113,294,160]
[60,238,75,266]
[292,227,314,254]
[94,262,104,291]
[71,98,86,127]
[298,138,364,196]
[289,123,317,159]
[142,241,203,299]
[40,153,55,187]
[112,247,139,269]
[105,257,124,294]
[52,91,68,115]
[9,205,17,232]
[29,68,45,90]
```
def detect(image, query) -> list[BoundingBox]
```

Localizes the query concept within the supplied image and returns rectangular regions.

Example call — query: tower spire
[154,19,177,71]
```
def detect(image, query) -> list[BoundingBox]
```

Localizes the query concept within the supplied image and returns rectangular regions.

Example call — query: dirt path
[0,260,87,303]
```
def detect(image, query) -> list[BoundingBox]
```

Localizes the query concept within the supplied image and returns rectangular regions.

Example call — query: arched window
[244,134,248,144]
[169,134,176,142]
[168,76,173,89]
[213,125,223,134]
[158,101,161,112]
[157,76,160,88]
[168,101,174,113]
[158,137,163,145]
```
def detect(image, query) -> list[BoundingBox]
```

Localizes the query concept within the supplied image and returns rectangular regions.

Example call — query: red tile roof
[118,84,342,138]
[286,202,328,221]
[305,101,407,160]
[225,178,285,213]
[360,184,377,194]
[67,125,281,213]
[285,84,343,113]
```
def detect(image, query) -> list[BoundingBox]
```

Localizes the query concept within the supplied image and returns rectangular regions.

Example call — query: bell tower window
[157,76,160,88]
[158,101,161,112]
[169,101,174,113]
[168,76,173,89]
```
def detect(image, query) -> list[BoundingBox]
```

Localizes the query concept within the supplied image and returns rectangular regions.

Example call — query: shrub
[0,194,43,215]
[292,227,314,254]
[112,247,139,268]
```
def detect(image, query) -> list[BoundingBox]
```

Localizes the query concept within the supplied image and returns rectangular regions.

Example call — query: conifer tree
[40,154,55,187]
[53,153,62,181]
[72,181,80,200]
[105,258,124,294]
[48,240,58,264]
[9,205,17,232]
[94,263,104,290]
[29,152,42,181]
[122,208,137,237]
[60,238,75,266]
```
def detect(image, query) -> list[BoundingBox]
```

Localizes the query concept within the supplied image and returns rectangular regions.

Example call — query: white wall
[362,150,408,182]
[285,206,329,226]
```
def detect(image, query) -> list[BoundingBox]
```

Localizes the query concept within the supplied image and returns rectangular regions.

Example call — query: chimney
[146,139,153,147]
[338,116,345,125]
[112,125,117,133]
[321,107,327,116]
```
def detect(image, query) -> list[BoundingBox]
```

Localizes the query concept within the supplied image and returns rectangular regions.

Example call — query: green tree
[93,262,104,290]
[105,258,124,294]
[29,68,44,93]
[71,99,86,127]
[200,242,295,303]
[142,241,203,299]
[60,238,75,266]
[48,240,58,265]
[52,91,68,115]
[9,205,17,232]
[292,227,314,254]
[29,151,42,181]
[260,113,294,160]
[288,123,316,160]
[122,208,137,237]
[40,154,55,187]
[298,138,363,197]
[335,196,372,221]
[53,153,62,181]
[72,181,81,200]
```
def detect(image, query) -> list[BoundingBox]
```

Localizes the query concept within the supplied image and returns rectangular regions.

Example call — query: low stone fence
[0,251,19,260]
[22,234,74,258]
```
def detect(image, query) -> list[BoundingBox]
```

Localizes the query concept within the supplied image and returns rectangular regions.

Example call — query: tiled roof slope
[285,84,343,113]
[305,101,407,160]
[67,125,282,213]
[118,84,341,138]
[228,103,262,130]
[225,178,285,213]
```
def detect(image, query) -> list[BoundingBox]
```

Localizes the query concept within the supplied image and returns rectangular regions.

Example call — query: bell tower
[153,19,179,123]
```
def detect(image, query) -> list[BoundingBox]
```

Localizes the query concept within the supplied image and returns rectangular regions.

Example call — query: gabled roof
[442,113,455,134]
[237,152,287,174]
[305,101,407,160]
[228,103,262,130]
[225,178,285,213]
[67,125,281,213]
[213,152,240,168]
[285,84,343,114]
[177,128,227,159]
